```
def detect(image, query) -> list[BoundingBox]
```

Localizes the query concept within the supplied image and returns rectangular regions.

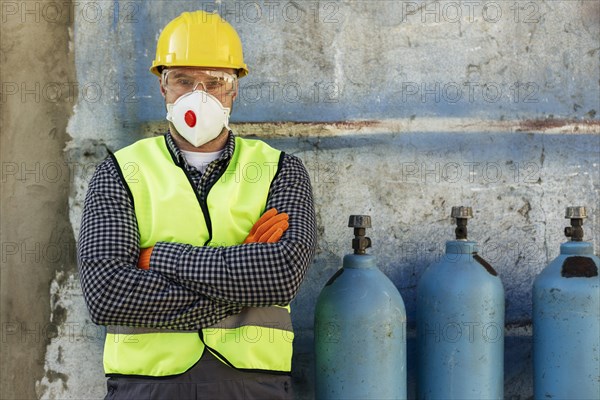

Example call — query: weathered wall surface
[1,0,598,399]
[0,0,76,399]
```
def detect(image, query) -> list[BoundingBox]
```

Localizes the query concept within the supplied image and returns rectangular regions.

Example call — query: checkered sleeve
[150,153,317,307]
[77,158,240,329]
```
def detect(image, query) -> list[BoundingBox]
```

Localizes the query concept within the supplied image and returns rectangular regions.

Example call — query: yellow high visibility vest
[104,135,293,377]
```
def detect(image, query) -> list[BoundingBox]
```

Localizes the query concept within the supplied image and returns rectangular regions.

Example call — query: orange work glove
[244,208,289,244]
[137,246,154,270]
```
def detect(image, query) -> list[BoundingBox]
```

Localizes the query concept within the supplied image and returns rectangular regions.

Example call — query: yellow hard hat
[150,11,248,78]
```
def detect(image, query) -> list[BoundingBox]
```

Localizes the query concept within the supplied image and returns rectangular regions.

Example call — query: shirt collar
[165,131,236,169]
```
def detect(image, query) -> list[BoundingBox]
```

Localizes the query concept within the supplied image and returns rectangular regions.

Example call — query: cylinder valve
[451,206,473,240]
[564,206,586,241]
[348,215,372,254]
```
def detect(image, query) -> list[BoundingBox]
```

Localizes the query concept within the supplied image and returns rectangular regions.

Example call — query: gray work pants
[104,350,293,400]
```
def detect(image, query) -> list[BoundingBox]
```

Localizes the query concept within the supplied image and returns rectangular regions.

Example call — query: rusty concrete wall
[0,0,76,398]
[1,1,599,399]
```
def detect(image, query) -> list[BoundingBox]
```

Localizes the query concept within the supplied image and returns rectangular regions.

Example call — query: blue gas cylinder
[314,215,407,399]
[533,206,600,400]
[417,206,505,400]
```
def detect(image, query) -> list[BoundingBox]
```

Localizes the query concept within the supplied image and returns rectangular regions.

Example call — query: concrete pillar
[0,1,76,398]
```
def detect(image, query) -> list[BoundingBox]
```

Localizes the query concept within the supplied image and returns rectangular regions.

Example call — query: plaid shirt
[78,132,316,330]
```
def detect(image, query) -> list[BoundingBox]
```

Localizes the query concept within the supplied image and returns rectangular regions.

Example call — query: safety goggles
[162,67,238,97]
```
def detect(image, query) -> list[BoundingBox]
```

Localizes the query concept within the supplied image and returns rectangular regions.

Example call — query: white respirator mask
[166,90,231,147]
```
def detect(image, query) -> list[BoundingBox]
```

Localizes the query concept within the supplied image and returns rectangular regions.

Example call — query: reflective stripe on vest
[202,305,293,371]
[104,135,292,377]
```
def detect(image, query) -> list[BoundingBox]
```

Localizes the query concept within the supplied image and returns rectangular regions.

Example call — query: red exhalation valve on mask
[184,110,197,127]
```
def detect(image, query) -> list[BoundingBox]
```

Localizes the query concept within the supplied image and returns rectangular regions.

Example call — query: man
[78,10,316,399]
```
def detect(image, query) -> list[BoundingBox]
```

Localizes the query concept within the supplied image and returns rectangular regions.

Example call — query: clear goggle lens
[162,68,237,96]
